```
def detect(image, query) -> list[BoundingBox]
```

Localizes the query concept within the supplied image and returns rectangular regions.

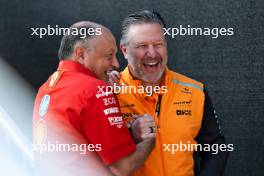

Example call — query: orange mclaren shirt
[117,67,205,176]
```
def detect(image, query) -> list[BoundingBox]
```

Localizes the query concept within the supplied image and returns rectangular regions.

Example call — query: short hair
[120,10,166,45]
[58,21,103,60]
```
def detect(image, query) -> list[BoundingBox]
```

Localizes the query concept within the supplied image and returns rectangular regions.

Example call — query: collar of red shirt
[57,60,96,77]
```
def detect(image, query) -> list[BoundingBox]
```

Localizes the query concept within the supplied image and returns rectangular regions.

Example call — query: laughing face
[81,30,119,82]
[121,23,168,84]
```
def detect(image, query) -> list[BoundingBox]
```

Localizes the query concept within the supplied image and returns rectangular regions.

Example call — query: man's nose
[112,55,119,69]
[146,45,157,58]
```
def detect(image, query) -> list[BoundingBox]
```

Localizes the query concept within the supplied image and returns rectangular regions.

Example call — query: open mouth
[143,61,161,72]
[143,61,160,67]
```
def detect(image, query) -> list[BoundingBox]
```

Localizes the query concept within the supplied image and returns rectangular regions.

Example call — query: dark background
[0,0,263,175]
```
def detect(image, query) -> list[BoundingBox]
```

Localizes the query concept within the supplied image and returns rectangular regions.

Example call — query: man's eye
[136,45,147,49]
[105,54,113,59]
[155,43,164,48]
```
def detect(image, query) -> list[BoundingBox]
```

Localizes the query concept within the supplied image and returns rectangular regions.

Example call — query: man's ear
[120,44,128,60]
[72,46,86,64]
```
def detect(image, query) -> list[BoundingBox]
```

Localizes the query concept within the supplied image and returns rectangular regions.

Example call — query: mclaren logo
[181,87,192,94]
[174,100,192,106]
[120,104,135,108]
[176,109,192,116]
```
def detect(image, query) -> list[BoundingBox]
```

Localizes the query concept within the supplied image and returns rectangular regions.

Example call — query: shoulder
[166,69,204,92]
[70,73,108,91]
[54,71,109,98]
[78,77,111,102]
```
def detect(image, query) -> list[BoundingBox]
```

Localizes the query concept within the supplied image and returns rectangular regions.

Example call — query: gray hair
[58,21,103,60]
[120,10,166,45]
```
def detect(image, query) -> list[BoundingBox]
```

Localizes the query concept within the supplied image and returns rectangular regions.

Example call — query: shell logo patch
[45,70,64,90]
[34,119,47,145]
[39,94,50,117]
[49,71,59,87]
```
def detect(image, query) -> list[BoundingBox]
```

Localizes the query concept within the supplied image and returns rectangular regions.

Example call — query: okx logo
[176,109,192,116]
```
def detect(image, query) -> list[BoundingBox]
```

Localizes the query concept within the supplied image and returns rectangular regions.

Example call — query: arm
[195,89,229,176]
[109,138,155,176]
[107,72,157,175]
[108,114,156,176]
[82,83,155,176]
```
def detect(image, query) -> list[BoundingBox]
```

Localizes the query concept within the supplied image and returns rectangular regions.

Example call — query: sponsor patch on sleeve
[39,94,50,117]
[103,107,119,115]
[108,116,123,128]
[33,119,47,145]
[44,70,64,90]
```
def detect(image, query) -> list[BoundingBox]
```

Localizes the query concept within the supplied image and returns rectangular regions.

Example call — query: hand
[107,70,121,86]
[131,114,156,143]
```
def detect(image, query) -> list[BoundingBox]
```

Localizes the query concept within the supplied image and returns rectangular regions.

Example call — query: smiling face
[75,30,119,82]
[120,23,168,84]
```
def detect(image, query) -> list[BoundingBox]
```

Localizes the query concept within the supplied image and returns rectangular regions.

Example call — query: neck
[142,76,164,87]
[128,66,164,87]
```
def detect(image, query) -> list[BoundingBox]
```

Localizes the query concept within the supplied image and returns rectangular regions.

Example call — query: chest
[118,86,204,139]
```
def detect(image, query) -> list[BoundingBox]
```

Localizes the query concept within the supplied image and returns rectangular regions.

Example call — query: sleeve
[81,84,136,165]
[194,88,229,176]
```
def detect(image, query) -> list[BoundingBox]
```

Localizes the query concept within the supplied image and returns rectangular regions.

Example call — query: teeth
[144,62,158,66]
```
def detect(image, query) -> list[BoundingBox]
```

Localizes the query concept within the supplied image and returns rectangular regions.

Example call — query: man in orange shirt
[32,21,156,176]
[110,10,229,176]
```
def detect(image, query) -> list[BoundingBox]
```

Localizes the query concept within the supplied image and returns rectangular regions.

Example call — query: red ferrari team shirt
[32,60,136,166]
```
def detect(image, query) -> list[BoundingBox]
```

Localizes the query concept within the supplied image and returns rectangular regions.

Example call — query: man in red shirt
[32,21,156,176]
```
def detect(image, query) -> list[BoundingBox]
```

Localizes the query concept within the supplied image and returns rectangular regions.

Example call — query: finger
[133,114,150,118]
[139,122,156,134]
[132,115,147,120]
[143,114,154,119]
[107,73,115,84]
[111,73,119,81]
[146,121,156,128]
[133,114,154,122]
[111,70,121,79]
[132,114,141,119]
[108,73,120,86]
[110,71,121,81]
[145,123,156,133]
[142,132,156,139]
[149,126,156,133]
[134,119,155,130]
